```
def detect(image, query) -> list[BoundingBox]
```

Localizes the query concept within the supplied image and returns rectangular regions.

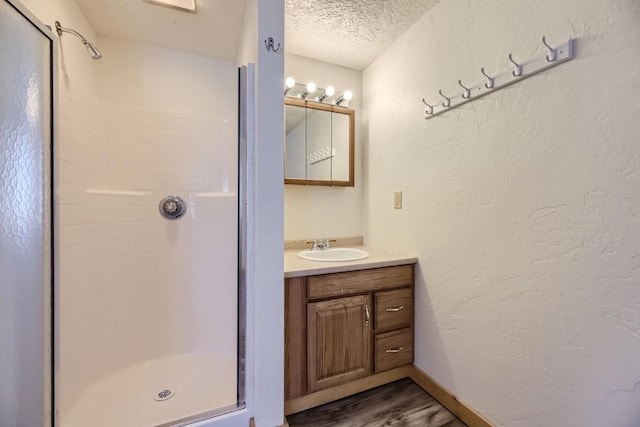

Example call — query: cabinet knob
[385,305,405,312]
[386,346,405,354]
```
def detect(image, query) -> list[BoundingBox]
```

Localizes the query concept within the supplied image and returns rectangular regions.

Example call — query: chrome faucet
[305,239,338,251]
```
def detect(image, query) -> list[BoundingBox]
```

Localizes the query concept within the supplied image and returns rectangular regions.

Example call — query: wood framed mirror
[284,97,355,186]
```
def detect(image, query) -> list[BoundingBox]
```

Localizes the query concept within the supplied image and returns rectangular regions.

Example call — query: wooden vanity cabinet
[285,264,415,403]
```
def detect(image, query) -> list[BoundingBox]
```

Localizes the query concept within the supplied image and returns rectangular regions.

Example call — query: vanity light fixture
[144,0,196,13]
[285,77,296,88]
[301,82,317,99]
[317,85,335,103]
[284,76,296,95]
[284,77,353,104]
[334,90,353,106]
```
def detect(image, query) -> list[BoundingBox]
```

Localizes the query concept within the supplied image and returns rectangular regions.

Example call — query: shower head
[54,21,102,60]
[84,42,102,60]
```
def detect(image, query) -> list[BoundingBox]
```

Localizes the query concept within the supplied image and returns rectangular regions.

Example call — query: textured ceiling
[286,0,439,70]
[74,0,436,68]
[74,0,246,61]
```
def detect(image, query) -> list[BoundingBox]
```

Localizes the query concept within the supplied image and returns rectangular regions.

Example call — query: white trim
[252,0,285,425]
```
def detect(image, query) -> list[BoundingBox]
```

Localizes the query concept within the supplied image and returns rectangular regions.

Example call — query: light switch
[394,191,402,209]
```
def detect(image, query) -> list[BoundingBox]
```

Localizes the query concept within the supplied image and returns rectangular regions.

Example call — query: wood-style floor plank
[287,378,468,427]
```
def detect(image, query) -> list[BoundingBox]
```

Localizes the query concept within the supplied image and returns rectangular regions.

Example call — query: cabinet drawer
[375,288,412,333]
[374,328,413,373]
[307,265,413,300]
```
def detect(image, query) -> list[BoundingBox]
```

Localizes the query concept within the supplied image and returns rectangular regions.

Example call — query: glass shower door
[0,1,54,426]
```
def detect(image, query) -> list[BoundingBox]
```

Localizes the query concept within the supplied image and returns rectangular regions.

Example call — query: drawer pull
[386,346,405,353]
[385,305,405,312]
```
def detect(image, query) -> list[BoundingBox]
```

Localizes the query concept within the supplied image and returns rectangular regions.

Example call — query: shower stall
[1,0,251,425]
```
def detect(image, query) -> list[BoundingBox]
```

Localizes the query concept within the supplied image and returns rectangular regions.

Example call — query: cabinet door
[307,294,372,392]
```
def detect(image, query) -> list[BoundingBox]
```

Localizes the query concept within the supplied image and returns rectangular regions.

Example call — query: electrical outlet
[393,191,402,209]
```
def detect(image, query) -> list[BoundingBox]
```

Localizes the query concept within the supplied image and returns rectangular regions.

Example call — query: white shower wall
[58,36,239,421]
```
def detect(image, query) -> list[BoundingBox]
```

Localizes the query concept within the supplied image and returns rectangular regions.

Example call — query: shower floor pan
[62,353,237,427]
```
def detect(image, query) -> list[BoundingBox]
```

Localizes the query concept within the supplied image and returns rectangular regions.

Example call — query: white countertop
[284,246,418,278]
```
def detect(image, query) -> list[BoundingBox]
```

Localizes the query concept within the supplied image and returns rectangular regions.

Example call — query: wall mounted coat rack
[422,37,575,119]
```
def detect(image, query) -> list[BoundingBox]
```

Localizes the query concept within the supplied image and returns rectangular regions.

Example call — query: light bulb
[344,90,353,101]
[285,77,295,88]
[325,86,335,96]
[306,82,317,93]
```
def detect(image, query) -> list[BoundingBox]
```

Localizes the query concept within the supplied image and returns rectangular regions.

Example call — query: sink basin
[297,248,370,262]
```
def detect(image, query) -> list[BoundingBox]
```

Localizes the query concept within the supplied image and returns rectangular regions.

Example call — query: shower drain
[154,389,175,402]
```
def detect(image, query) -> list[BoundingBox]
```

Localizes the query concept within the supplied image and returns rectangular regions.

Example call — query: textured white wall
[363,1,640,426]
[284,53,363,240]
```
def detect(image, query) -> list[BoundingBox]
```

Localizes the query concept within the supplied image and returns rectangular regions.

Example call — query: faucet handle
[323,239,338,249]
[305,240,320,250]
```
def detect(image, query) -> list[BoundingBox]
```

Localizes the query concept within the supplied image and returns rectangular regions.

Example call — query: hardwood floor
[287,378,467,427]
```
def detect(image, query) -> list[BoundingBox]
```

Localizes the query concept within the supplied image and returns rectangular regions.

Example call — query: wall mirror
[284,97,355,186]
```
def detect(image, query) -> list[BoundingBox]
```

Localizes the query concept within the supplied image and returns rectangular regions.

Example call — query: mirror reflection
[306,108,332,181]
[331,112,350,182]
[284,98,354,186]
[285,104,306,180]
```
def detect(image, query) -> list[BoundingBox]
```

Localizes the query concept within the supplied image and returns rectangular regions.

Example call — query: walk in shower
[1,0,248,425]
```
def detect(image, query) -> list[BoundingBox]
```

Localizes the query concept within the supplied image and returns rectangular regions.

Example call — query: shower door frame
[1,0,57,426]
[155,67,251,427]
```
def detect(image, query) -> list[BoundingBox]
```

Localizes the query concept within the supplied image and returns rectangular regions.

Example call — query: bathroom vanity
[284,247,417,414]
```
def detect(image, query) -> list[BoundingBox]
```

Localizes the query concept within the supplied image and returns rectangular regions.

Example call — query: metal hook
[458,80,471,99]
[480,67,495,89]
[541,36,557,62]
[264,37,281,53]
[422,98,434,115]
[438,90,451,108]
[508,53,523,77]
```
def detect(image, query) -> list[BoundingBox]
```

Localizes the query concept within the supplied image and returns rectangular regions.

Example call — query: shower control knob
[165,201,177,213]
[159,195,186,220]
